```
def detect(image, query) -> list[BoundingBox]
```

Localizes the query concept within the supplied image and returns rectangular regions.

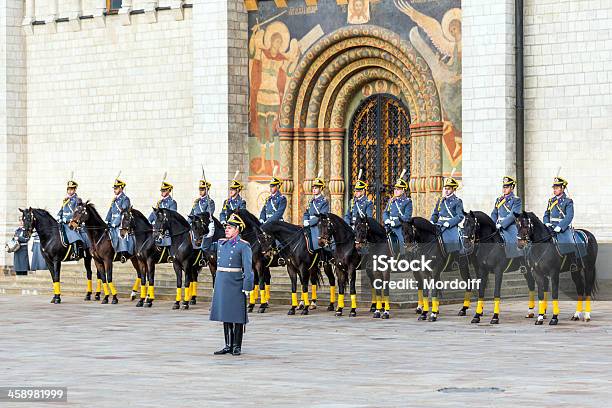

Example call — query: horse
[402,216,474,322]
[462,211,537,324]
[20,207,98,304]
[353,215,394,318]
[317,213,361,317]
[516,211,598,324]
[259,220,334,315]
[152,208,201,310]
[71,202,142,304]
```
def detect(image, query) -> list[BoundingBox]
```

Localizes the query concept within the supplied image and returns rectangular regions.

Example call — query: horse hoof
[287,308,296,315]
[335,309,343,317]
[144,300,153,308]
[309,301,317,310]
[130,291,137,301]
[327,303,335,311]
[428,313,438,322]
[94,293,101,301]
[418,313,428,321]
[50,296,56,304]
[247,304,255,313]
[182,302,190,310]
[549,316,559,325]
[136,299,144,307]
[258,303,268,313]
[300,308,309,316]
[458,307,468,316]
[84,292,92,301]
[584,312,591,322]
[415,307,423,315]
[172,302,180,310]
[373,310,381,318]
[381,311,390,319]
[54,296,61,304]
[471,316,481,324]
[189,298,197,305]
[101,297,109,304]
[490,318,499,325]
[111,296,119,305]
[297,301,305,311]
[525,310,535,318]
[535,316,544,325]
[369,303,376,312]
[349,309,357,317]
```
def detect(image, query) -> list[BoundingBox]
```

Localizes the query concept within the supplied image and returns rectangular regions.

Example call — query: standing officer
[382,171,413,248]
[105,176,134,263]
[220,172,247,225]
[58,179,89,260]
[148,180,177,254]
[431,176,464,254]
[544,176,584,257]
[303,174,330,251]
[344,173,373,227]
[259,175,287,224]
[189,177,216,251]
[12,217,30,276]
[491,176,523,258]
[210,213,254,356]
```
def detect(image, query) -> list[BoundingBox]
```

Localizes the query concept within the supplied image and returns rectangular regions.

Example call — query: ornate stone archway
[278,25,444,222]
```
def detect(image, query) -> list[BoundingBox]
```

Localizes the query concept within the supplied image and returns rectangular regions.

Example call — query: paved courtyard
[1,294,611,407]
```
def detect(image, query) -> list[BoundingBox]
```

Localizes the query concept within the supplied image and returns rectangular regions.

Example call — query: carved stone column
[328,129,345,215]
[279,128,294,223]
[410,122,444,216]
[303,128,318,212]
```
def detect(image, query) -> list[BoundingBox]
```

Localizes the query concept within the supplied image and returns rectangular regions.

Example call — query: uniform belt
[217,267,242,273]
[550,217,562,222]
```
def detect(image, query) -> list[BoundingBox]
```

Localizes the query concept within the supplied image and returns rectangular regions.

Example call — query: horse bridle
[354,218,368,248]
[22,209,35,239]
[318,216,334,248]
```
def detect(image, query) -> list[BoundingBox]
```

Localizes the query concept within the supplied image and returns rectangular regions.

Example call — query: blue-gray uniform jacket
[148,196,177,247]
[13,227,30,272]
[30,232,47,271]
[259,192,286,223]
[189,195,216,250]
[220,195,247,223]
[383,195,413,245]
[105,192,134,254]
[543,192,585,256]
[431,194,464,254]
[344,195,374,226]
[491,192,523,258]
[209,236,254,324]
[58,194,90,247]
[303,194,330,251]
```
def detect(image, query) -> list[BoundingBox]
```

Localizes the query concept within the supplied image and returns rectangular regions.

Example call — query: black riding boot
[232,323,244,356]
[214,323,234,355]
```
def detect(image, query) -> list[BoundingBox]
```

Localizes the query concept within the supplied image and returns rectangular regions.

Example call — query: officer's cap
[227,213,246,232]
[199,179,211,189]
[113,179,126,188]
[160,181,173,192]
[553,177,568,188]
[502,176,516,188]
[229,179,244,191]
[270,176,283,187]
[394,177,409,190]
[312,177,326,188]
[67,180,78,189]
[443,177,459,189]
[354,179,368,191]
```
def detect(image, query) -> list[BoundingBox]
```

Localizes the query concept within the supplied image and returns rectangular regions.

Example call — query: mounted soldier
[431,176,465,254]
[148,177,177,259]
[58,178,90,260]
[259,174,286,224]
[491,176,523,258]
[220,171,247,225]
[105,175,134,263]
[210,213,254,356]
[189,170,216,252]
[383,170,412,251]
[303,173,330,251]
[344,169,373,228]
[544,176,586,258]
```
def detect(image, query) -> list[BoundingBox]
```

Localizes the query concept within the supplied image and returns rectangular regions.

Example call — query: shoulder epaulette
[239,239,250,244]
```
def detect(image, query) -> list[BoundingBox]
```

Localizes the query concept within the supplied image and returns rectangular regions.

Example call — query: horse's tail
[584,230,598,298]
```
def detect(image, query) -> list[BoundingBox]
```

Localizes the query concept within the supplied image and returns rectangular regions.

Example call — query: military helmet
[269,176,283,187]
[227,213,246,232]
[354,179,368,191]
[443,176,459,189]
[67,180,78,189]
[199,179,211,189]
[502,176,516,188]
[160,181,173,192]
[113,179,126,188]
[312,177,326,188]
[552,176,568,188]
[229,179,244,191]
[394,177,409,190]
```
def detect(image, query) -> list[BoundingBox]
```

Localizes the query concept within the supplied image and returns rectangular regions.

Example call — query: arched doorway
[348,94,411,221]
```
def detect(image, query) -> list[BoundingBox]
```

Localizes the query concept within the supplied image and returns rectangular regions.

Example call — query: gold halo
[441,8,462,43]
[263,21,290,53]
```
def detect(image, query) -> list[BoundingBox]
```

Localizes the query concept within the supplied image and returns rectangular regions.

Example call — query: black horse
[462,211,536,324]
[260,220,334,315]
[516,211,598,325]
[402,216,475,322]
[152,208,201,310]
[71,202,142,304]
[317,213,361,317]
[353,215,392,318]
[20,207,98,304]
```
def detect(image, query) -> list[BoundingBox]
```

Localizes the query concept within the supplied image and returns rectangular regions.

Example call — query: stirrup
[278,257,286,266]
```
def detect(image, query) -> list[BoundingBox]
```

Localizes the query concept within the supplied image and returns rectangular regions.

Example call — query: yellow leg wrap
[538,300,546,315]
[291,292,298,307]
[102,283,110,296]
[53,282,61,295]
[463,291,471,308]
[260,289,266,304]
[544,292,549,311]
[249,290,257,304]
[184,286,191,301]
[493,298,500,314]
[265,284,270,301]
[147,285,155,300]
[351,294,357,309]
[86,279,93,293]
[109,282,117,296]
[528,290,535,309]
[476,299,484,314]
[329,286,336,303]
[132,278,141,292]
[175,288,182,302]
[338,294,345,308]
[311,284,317,300]
[423,297,430,312]
[585,295,592,313]
[96,279,102,293]
[576,296,583,313]
[191,282,197,298]
[376,297,382,310]
[301,291,310,306]
[140,285,147,299]
[553,299,560,315]
[417,289,424,308]
[432,297,439,313]
[383,296,390,311]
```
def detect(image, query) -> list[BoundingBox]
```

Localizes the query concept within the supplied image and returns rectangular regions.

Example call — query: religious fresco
[246,0,462,212]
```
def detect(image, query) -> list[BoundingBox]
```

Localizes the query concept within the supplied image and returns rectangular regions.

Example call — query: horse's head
[317,214,334,248]
[400,219,418,253]
[120,206,136,235]
[461,211,478,254]
[19,208,35,239]
[152,207,169,242]
[189,212,210,247]
[353,215,369,250]
[516,211,533,249]
[258,229,277,258]
[71,201,89,230]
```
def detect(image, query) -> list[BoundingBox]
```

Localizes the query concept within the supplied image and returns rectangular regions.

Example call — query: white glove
[545,223,552,228]
[443,221,450,228]
[242,290,251,296]
[390,220,397,227]
[384,219,391,225]
[309,216,316,220]
[259,219,264,224]
[496,223,502,229]
[303,220,309,227]
[554,226,562,233]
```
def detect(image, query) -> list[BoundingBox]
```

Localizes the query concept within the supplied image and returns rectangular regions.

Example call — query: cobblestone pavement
[1,295,611,408]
